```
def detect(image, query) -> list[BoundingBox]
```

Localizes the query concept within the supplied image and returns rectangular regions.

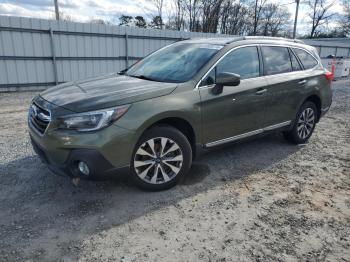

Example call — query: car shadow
[0,132,300,260]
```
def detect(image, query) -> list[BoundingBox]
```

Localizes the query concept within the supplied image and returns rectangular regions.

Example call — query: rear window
[262,46,292,75]
[293,48,318,69]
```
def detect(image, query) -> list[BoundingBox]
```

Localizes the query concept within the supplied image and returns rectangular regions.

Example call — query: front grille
[29,103,51,135]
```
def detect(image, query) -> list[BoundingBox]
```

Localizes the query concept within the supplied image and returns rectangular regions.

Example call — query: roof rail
[226,36,304,44]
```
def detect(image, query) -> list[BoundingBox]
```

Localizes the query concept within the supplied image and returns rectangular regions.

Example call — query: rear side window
[262,46,292,75]
[289,49,302,71]
[293,48,318,69]
[216,46,260,80]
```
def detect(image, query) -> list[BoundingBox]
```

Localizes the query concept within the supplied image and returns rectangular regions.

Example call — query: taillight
[325,70,333,82]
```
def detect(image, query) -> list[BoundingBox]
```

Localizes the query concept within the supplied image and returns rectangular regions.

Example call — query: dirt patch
[0,79,349,261]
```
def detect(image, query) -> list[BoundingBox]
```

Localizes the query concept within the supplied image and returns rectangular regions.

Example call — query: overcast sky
[0,0,344,34]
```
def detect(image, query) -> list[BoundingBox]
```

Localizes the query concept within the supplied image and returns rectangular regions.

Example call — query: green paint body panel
[29,38,332,175]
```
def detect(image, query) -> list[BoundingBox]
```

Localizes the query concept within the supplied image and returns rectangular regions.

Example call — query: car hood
[40,73,177,113]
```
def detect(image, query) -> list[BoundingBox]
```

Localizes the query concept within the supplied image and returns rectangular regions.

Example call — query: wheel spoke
[138,163,154,179]
[136,147,155,158]
[307,116,315,123]
[303,127,308,138]
[151,165,159,184]
[300,127,304,138]
[307,108,314,119]
[163,155,183,162]
[163,161,180,174]
[147,139,157,156]
[305,122,313,128]
[160,138,168,156]
[161,143,180,157]
[134,160,154,168]
[159,164,170,182]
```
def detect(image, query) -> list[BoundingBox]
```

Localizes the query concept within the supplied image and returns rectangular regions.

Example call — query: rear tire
[131,125,192,191]
[284,101,318,144]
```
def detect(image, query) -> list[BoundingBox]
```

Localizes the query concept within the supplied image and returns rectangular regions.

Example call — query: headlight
[57,105,130,132]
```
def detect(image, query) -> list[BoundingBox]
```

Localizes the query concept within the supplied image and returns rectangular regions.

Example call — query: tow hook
[72,177,80,186]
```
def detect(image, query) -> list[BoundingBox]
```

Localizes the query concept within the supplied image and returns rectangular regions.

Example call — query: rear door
[199,46,270,145]
[260,45,305,127]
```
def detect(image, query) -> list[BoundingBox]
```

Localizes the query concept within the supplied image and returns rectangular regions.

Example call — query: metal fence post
[125,33,129,68]
[49,28,58,85]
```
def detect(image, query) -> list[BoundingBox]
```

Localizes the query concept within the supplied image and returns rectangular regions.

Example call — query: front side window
[216,46,260,80]
[262,46,292,75]
[126,43,223,83]
[293,48,318,70]
[199,46,260,87]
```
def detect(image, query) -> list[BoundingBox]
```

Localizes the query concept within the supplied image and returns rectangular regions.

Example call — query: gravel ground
[0,79,349,262]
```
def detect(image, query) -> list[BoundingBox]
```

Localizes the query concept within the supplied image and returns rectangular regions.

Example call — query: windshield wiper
[129,74,160,82]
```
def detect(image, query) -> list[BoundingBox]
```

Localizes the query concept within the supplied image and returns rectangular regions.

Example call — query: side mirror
[212,72,240,95]
[216,72,240,86]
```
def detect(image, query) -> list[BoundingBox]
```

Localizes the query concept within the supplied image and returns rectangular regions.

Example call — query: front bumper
[30,136,130,178]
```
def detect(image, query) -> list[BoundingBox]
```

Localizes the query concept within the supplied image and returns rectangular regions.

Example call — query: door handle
[255,88,267,95]
[298,79,307,85]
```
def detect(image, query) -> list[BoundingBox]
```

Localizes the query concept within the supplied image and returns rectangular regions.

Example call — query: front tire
[284,101,318,144]
[131,125,192,191]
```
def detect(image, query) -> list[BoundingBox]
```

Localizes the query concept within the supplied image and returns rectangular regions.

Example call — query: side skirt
[204,121,291,148]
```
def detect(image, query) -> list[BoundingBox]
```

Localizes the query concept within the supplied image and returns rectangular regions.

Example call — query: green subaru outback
[29,36,332,190]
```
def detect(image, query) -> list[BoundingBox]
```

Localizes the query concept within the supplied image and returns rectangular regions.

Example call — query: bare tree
[201,0,225,33]
[51,11,75,22]
[183,0,201,31]
[259,4,291,36]
[135,16,147,28]
[251,0,267,36]
[149,16,163,29]
[339,0,350,35]
[307,0,335,38]
[148,0,164,29]
[220,1,250,35]
[165,0,185,30]
[89,18,112,25]
[119,15,133,26]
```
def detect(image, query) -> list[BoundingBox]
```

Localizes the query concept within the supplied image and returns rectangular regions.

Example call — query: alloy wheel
[297,107,315,139]
[134,137,183,184]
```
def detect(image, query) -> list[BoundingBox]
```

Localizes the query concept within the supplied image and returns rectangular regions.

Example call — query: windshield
[125,43,223,83]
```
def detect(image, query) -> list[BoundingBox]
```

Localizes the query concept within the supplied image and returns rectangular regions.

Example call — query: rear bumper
[320,102,331,119]
[31,136,130,178]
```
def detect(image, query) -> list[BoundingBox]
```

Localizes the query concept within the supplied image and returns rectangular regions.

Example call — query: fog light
[78,161,89,176]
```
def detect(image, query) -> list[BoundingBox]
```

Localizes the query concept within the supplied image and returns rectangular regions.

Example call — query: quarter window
[289,49,302,71]
[293,48,318,69]
[262,46,292,75]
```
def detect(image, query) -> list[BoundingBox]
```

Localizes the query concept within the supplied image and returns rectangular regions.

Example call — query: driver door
[199,46,269,146]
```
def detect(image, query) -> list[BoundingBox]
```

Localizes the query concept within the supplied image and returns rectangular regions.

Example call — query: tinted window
[293,48,318,69]
[262,46,292,75]
[216,46,260,80]
[289,49,302,71]
[201,68,216,86]
[126,43,222,83]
